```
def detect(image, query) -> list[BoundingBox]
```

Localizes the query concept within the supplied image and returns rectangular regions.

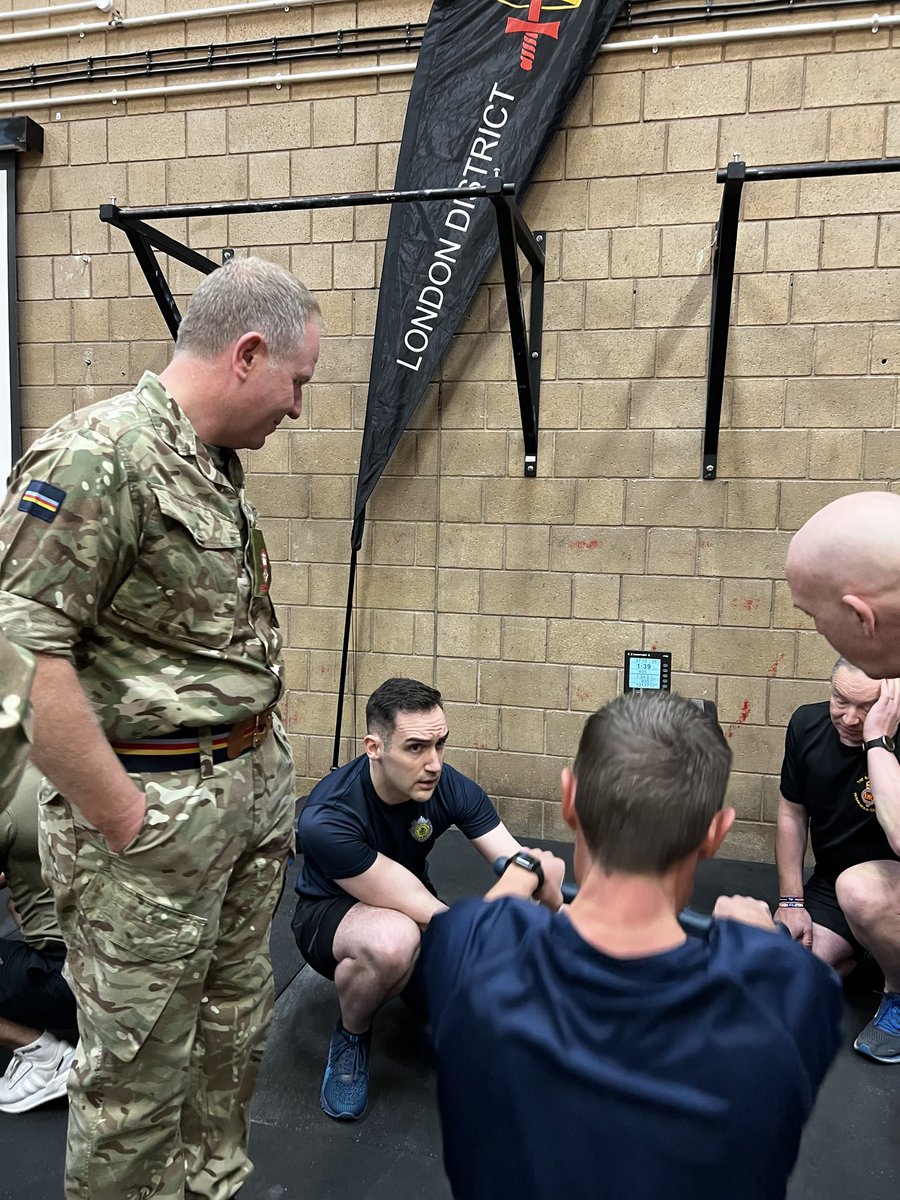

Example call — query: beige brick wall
[5,2,900,861]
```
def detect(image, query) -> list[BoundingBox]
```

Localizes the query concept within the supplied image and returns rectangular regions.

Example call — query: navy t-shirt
[421,898,842,1200]
[780,701,899,881]
[295,755,500,899]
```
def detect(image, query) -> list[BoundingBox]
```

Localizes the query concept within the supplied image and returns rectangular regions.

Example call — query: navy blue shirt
[296,755,500,899]
[781,702,899,881]
[421,898,842,1200]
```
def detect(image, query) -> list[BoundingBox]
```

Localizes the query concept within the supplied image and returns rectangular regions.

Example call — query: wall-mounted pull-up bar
[703,155,900,481]
[100,180,545,476]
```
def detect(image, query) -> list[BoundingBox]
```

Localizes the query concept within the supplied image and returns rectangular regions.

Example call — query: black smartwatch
[864,734,896,753]
[502,851,544,895]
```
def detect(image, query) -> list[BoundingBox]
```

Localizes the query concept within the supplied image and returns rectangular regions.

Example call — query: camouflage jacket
[0,372,283,739]
[0,630,34,811]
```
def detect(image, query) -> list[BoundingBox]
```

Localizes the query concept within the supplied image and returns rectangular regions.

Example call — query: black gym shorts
[291,893,359,980]
[804,872,865,958]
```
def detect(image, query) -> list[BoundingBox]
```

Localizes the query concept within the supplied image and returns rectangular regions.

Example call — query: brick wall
[4,1,899,859]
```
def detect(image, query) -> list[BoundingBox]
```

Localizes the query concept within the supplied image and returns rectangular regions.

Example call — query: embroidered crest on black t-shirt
[854,775,876,812]
[409,815,434,843]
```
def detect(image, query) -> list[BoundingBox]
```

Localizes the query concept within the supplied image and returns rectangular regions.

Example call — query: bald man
[786,491,900,679]
[787,494,900,1062]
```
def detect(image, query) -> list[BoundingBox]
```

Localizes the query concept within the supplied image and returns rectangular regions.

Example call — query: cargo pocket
[72,872,207,1063]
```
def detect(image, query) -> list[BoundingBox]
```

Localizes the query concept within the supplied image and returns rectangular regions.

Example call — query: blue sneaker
[853,992,900,1063]
[320,1021,372,1119]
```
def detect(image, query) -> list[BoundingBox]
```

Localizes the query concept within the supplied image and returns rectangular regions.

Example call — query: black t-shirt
[780,701,899,882]
[295,754,500,899]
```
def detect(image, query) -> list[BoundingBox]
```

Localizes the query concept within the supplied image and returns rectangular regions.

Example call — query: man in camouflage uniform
[0,256,320,1200]
[0,630,34,811]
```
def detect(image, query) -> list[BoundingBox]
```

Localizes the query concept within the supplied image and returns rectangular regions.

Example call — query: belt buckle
[251,713,266,749]
[226,709,272,760]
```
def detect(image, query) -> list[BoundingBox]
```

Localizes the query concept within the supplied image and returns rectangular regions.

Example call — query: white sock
[21,1031,61,1062]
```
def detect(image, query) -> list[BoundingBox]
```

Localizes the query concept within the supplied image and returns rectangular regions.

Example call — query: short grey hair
[831,657,866,679]
[174,256,320,364]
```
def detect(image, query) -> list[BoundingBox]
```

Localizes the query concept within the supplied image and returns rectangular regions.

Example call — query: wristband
[778,897,805,908]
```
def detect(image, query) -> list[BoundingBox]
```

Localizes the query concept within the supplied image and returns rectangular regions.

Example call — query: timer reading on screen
[624,651,671,693]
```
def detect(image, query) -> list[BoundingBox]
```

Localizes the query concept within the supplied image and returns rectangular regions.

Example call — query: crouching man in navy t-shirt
[292,677,521,1121]
[419,691,842,1200]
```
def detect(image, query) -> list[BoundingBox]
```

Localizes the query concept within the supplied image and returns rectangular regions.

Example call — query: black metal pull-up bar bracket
[99,179,546,476]
[703,159,744,482]
[703,155,900,481]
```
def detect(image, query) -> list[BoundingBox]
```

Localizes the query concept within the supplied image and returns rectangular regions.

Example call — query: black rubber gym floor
[1,833,898,1199]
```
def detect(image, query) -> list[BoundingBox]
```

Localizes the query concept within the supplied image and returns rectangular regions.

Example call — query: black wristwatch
[502,851,544,895]
[864,734,896,753]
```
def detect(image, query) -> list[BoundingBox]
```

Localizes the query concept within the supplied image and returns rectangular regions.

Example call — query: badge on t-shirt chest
[854,773,876,812]
[409,815,434,843]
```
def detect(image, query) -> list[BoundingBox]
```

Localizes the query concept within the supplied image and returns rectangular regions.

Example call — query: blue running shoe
[853,992,900,1063]
[320,1021,372,1119]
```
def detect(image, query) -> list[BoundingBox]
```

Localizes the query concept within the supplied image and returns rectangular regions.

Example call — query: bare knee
[364,934,420,982]
[338,913,421,986]
[835,864,890,931]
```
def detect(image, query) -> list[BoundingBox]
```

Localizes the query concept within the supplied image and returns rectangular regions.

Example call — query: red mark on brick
[768,653,785,677]
[731,597,759,611]
[698,538,713,549]
[723,700,752,740]
[650,643,657,651]
[571,538,599,552]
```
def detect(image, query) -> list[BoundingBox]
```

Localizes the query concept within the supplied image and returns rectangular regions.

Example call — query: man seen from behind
[420,692,842,1200]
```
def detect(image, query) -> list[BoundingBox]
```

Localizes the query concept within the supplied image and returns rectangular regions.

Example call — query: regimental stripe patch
[18,480,66,523]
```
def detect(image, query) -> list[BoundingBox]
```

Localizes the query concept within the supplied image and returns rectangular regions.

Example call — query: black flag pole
[332,542,359,771]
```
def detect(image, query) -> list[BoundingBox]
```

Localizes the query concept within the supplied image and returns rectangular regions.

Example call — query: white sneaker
[0,1032,76,1113]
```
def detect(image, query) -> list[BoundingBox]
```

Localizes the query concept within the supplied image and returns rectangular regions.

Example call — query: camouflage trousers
[39,717,296,1200]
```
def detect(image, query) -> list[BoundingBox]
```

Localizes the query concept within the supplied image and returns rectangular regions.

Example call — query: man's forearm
[775,801,808,896]
[864,750,900,853]
[30,654,145,845]
[485,870,539,903]
[337,855,448,930]
[861,679,900,852]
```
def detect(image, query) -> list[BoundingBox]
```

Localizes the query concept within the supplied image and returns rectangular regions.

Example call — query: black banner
[351,0,624,548]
